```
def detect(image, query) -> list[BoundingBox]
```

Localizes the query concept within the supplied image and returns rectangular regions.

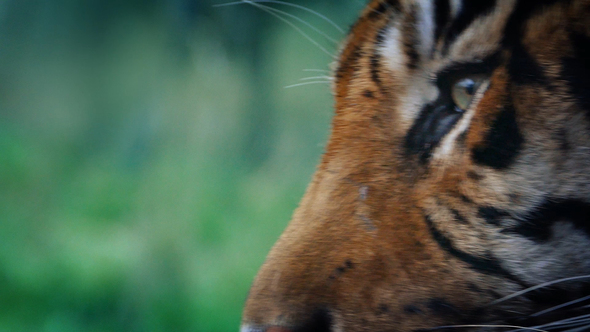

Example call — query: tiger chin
[241,0,590,331]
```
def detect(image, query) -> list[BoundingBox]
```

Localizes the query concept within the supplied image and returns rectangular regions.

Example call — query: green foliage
[0,0,363,331]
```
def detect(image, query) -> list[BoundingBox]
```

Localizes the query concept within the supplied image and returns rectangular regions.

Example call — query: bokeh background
[0,0,366,331]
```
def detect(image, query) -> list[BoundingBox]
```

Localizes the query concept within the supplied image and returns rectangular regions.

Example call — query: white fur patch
[416,0,435,56]
[397,82,439,128]
[380,24,404,73]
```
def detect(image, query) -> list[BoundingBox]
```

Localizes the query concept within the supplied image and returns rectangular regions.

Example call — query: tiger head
[241,1,590,331]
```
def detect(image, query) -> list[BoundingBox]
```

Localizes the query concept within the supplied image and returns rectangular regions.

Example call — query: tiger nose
[241,309,333,332]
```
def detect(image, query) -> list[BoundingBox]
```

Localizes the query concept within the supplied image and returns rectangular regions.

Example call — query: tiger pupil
[464,79,475,94]
[451,77,480,111]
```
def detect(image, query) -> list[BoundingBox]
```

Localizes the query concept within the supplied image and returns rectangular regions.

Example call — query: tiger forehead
[365,0,516,72]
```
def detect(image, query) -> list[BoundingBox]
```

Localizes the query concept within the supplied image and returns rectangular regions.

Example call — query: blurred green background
[0,0,364,331]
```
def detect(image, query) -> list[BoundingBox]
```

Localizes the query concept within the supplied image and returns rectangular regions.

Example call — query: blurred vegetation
[0,0,364,331]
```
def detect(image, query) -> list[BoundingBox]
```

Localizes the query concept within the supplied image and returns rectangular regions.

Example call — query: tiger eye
[451,77,485,111]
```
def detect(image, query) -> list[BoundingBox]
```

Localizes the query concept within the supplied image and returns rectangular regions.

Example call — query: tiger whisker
[249,3,340,45]
[522,314,590,331]
[531,295,590,317]
[488,275,590,306]
[247,0,344,34]
[284,81,331,89]
[299,76,333,81]
[421,324,549,332]
[215,1,339,47]
[214,0,344,34]
[235,0,336,57]
[303,69,331,73]
[564,324,590,332]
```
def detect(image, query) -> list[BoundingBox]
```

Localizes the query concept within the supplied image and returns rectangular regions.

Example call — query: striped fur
[242,1,590,331]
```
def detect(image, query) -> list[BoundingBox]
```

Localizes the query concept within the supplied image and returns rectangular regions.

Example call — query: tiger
[241,0,590,331]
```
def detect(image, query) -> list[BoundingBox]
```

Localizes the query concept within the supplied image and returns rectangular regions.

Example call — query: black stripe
[471,104,523,170]
[450,208,469,225]
[459,194,473,204]
[370,26,388,89]
[443,0,497,51]
[478,206,508,226]
[434,0,451,43]
[424,215,521,280]
[335,44,363,83]
[368,0,401,20]
[502,0,562,87]
[562,31,590,120]
[504,199,590,243]
[502,0,563,47]
[402,6,420,70]
[508,41,551,87]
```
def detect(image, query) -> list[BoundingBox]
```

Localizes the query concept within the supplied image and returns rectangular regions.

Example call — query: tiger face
[241,1,590,331]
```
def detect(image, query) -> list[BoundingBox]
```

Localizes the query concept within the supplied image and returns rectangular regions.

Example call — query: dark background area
[0,0,364,331]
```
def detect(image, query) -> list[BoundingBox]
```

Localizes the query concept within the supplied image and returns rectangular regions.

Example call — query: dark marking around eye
[478,206,509,226]
[405,103,464,163]
[504,199,590,243]
[472,105,523,169]
[443,0,497,52]
[562,32,590,121]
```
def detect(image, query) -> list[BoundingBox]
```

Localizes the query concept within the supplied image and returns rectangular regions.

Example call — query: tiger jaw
[241,0,590,331]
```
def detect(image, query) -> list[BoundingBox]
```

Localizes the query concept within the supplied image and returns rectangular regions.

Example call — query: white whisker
[526,314,590,331]
[300,76,333,81]
[303,69,331,73]
[216,0,344,34]
[258,4,339,44]
[284,81,331,89]
[565,325,590,332]
[426,324,549,332]
[532,295,590,317]
[231,0,335,57]
[489,275,590,306]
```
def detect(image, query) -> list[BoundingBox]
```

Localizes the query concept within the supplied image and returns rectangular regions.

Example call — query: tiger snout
[241,175,494,332]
